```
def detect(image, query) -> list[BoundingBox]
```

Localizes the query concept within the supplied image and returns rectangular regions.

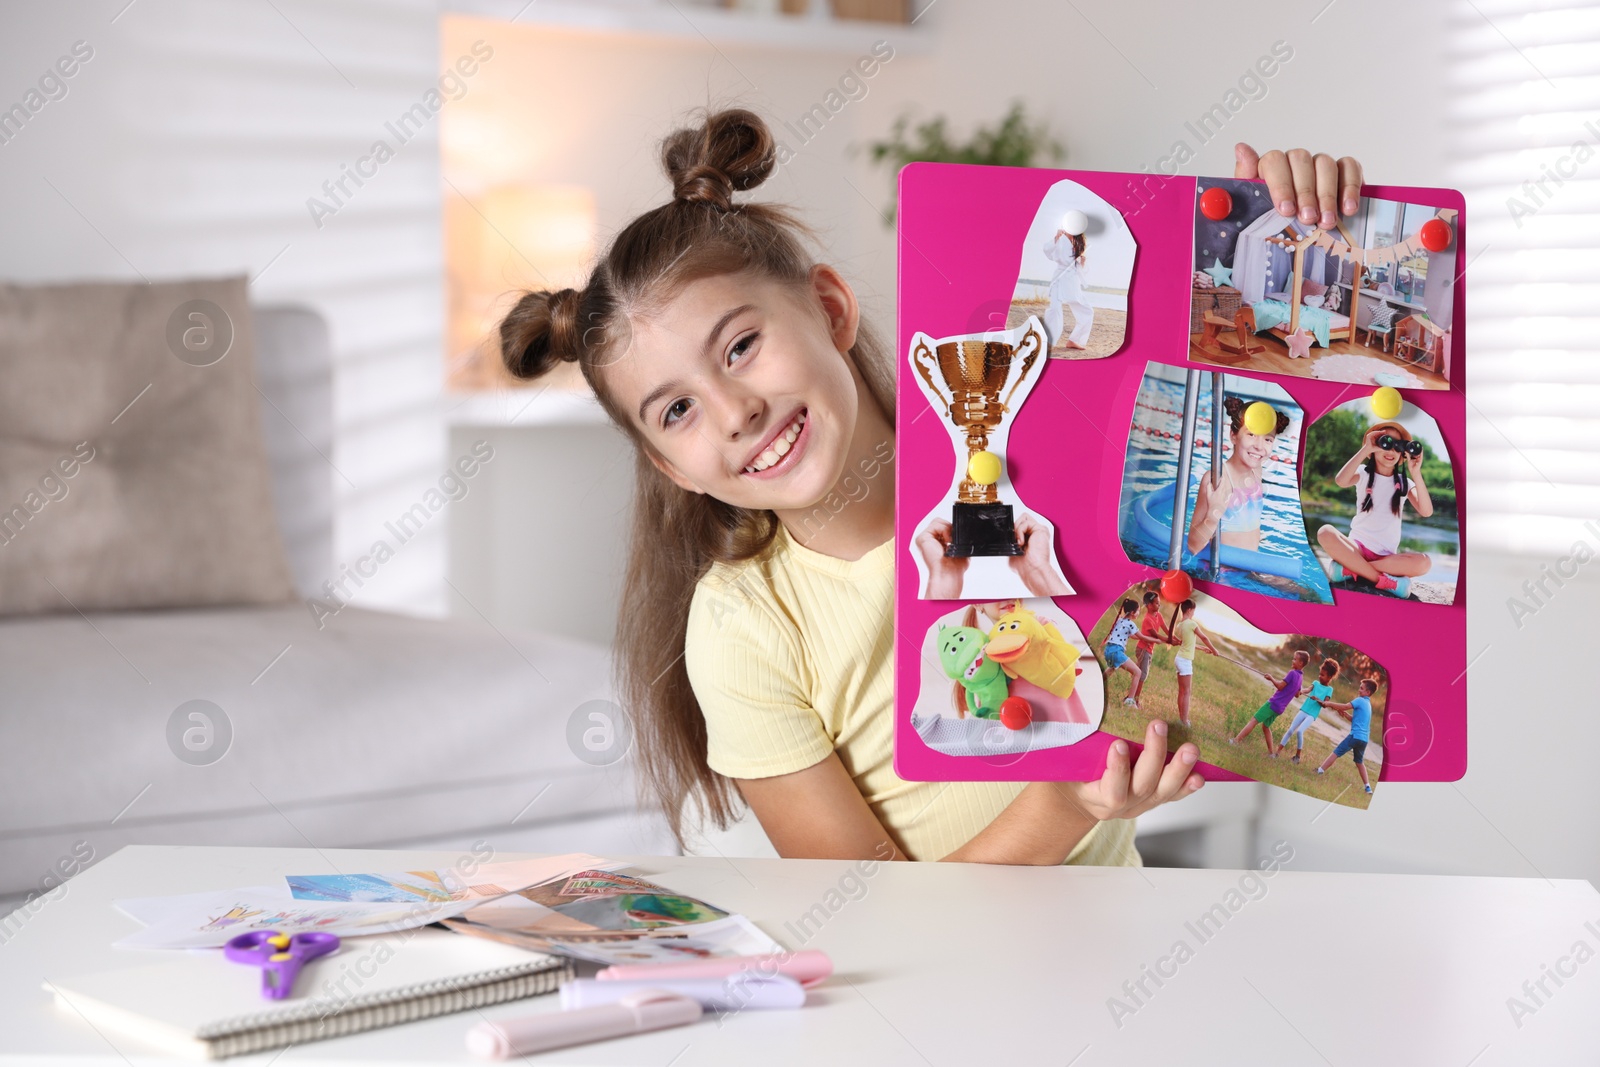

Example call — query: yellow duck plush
[983,606,1080,699]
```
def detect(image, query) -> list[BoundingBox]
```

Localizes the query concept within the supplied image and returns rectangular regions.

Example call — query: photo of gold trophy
[910,318,1046,557]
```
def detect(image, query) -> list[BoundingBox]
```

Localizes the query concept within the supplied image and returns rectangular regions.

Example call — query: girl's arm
[735,754,907,860]
[737,723,1201,866]
[1334,430,1380,489]
[1197,629,1218,655]
[1187,471,1228,553]
[913,519,969,598]
[950,720,1201,864]
[1009,512,1070,596]
[1407,453,1434,518]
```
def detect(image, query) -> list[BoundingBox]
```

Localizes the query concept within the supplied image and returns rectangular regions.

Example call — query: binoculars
[1376,433,1423,457]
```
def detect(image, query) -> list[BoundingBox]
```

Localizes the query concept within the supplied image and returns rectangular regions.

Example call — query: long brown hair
[495,108,896,846]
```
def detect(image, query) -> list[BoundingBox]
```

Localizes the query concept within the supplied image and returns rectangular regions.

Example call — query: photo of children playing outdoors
[1188,176,1458,390]
[911,597,1101,760]
[1006,178,1136,359]
[1117,361,1333,605]
[1300,393,1459,604]
[1088,581,1385,809]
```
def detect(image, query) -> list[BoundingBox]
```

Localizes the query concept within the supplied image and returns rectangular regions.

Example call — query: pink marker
[465,990,701,1059]
[595,949,833,989]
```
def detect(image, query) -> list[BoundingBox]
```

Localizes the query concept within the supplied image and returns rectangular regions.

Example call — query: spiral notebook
[44,927,571,1060]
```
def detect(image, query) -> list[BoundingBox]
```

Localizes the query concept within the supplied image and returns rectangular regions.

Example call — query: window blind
[1451,0,1600,555]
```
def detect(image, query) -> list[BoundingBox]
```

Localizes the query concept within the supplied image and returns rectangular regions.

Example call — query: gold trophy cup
[911,319,1045,557]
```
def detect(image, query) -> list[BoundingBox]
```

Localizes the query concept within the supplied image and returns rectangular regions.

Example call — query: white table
[4,845,1597,1065]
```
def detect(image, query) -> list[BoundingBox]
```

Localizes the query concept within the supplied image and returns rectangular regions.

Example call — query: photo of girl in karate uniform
[1044,225,1092,351]
[1007,178,1135,359]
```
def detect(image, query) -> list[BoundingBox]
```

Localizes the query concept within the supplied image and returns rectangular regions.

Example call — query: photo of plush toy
[915,598,1100,759]
[935,625,1013,721]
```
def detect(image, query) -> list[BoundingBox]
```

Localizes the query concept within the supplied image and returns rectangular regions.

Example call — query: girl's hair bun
[499,286,583,381]
[1222,394,1291,436]
[661,108,776,211]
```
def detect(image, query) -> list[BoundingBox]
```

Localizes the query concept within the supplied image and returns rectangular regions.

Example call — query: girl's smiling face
[1231,427,1276,469]
[602,268,862,514]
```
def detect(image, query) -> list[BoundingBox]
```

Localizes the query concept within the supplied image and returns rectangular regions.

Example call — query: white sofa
[0,305,673,905]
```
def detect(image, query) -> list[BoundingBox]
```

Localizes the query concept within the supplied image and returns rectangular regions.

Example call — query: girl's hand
[1058,720,1202,822]
[1406,450,1424,478]
[1235,143,1364,230]
[914,519,969,598]
[1361,428,1386,456]
[1200,468,1231,524]
[1007,513,1068,596]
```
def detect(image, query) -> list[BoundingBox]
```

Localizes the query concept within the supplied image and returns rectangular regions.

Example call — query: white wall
[448,421,637,648]
[436,8,916,356]
[0,0,450,616]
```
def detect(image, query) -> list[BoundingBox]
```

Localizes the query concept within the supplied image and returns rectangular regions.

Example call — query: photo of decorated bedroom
[1188,177,1457,390]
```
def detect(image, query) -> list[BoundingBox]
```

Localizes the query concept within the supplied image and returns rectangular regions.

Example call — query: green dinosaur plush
[936,624,1010,719]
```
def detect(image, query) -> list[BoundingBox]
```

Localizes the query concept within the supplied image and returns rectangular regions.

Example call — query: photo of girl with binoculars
[1301,396,1460,605]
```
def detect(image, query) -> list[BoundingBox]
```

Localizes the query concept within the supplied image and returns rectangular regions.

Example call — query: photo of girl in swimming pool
[1117,361,1332,605]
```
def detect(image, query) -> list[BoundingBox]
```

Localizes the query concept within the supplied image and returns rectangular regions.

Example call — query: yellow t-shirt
[683,523,1139,866]
[1176,617,1198,660]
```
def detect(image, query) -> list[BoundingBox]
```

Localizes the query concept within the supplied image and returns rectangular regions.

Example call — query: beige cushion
[0,275,296,614]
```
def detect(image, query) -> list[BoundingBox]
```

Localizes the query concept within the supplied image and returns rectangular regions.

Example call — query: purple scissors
[224,930,340,999]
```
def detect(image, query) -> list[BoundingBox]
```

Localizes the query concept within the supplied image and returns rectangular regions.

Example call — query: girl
[1043,223,1092,351]
[1230,650,1310,757]
[1101,598,1144,709]
[496,108,1364,866]
[1315,422,1433,599]
[1129,591,1164,705]
[1187,396,1292,556]
[1169,598,1217,728]
[1279,658,1339,764]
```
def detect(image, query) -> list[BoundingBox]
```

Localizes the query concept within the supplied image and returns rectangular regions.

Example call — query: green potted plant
[862,101,1065,224]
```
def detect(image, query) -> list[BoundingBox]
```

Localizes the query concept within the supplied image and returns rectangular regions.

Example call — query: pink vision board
[892,161,1467,786]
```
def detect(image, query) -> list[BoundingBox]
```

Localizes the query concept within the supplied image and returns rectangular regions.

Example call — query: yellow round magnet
[1243,401,1277,436]
[967,450,1002,485]
[266,934,291,949]
[1371,386,1402,420]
